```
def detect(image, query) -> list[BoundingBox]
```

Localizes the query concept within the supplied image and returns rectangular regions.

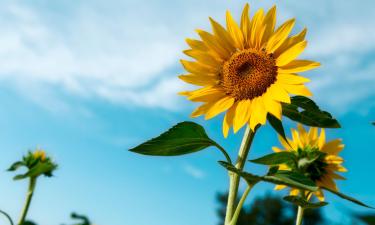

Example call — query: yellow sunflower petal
[282,84,312,97]
[278,135,293,151]
[186,38,209,51]
[277,73,310,85]
[279,164,290,170]
[209,17,236,53]
[321,139,344,155]
[233,100,252,133]
[276,40,307,67]
[261,5,276,46]
[249,97,267,130]
[264,92,282,119]
[275,185,287,190]
[319,176,337,191]
[180,60,217,75]
[318,128,326,149]
[240,3,251,48]
[297,124,308,146]
[196,30,231,60]
[186,86,225,102]
[272,146,283,152]
[226,10,245,50]
[291,128,303,148]
[268,83,291,103]
[307,127,319,145]
[266,19,295,53]
[325,155,344,165]
[191,101,216,117]
[290,189,300,196]
[315,189,325,201]
[223,103,238,138]
[183,49,222,68]
[278,60,320,73]
[274,28,307,58]
[179,74,218,86]
[205,96,235,119]
[331,172,346,180]
[250,8,265,48]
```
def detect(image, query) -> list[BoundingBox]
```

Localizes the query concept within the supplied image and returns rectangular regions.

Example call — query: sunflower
[179,3,320,137]
[273,124,346,201]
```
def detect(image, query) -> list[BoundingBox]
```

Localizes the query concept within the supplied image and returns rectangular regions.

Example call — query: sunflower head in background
[179,3,320,137]
[273,124,346,201]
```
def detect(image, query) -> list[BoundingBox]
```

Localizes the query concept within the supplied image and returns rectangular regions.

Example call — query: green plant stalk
[18,177,37,225]
[224,126,257,225]
[230,184,253,225]
[295,206,304,225]
[0,209,14,225]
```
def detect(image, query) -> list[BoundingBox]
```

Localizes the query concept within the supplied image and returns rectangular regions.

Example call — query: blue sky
[0,0,374,224]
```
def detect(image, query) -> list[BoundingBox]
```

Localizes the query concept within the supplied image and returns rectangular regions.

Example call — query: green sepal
[322,187,374,209]
[249,152,296,166]
[283,196,328,209]
[282,96,340,128]
[7,161,26,171]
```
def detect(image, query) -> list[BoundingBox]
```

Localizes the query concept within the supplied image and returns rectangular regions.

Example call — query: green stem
[295,206,304,225]
[0,209,14,225]
[18,178,37,225]
[224,126,257,225]
[229,184,253,225]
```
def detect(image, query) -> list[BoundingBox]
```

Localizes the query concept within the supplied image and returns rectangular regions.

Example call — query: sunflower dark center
[221,49,277,100]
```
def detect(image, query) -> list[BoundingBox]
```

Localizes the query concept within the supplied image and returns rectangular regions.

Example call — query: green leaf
[263,171,318,192]
[322,187,374,209]
[283,196,328,209]
[7,161,25,171]
[267,113,289,143]
[282,96,340,128]
[219,162,318,191]
[129,121,217,156]
[250,152,296,166]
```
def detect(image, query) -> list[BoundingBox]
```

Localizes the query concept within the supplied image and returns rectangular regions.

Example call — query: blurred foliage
[217,192,324,225]
[61,212,93,225]
[24,221,37,225]
[354,213,375,225]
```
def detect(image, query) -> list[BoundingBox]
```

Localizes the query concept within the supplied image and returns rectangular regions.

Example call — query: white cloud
[0,0,374,113]
[182,164,206,179]
[0,2,186,110]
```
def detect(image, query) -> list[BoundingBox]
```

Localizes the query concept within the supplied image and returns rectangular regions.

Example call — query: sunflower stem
[224,126,257,225]
[229,184,253,225]
[295,206,304,225]
[18,177,37,225]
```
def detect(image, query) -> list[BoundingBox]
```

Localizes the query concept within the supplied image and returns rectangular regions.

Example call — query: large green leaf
[282,96,340,128]
[130,121,219,156]
[267,113,289,144]
[322,187,374,209]
[283,196,328,209]
[250,152,296,166]
[219,161,318,191]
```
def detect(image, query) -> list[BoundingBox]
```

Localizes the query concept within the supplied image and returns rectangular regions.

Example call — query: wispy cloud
[182,164,206,179]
